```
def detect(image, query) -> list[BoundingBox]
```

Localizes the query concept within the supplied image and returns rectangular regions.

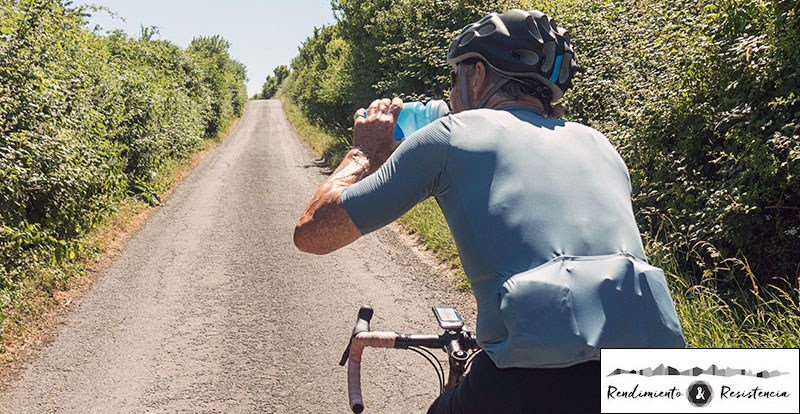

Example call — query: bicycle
[339,305,481,413]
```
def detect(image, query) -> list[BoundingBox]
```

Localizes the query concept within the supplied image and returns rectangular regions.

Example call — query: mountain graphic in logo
[607,364,788,378]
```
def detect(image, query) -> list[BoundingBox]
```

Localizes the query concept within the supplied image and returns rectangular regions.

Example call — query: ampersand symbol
[695,386,706,400]
[687,381,712,407]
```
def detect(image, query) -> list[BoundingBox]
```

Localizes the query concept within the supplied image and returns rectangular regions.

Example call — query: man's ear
[472,61,488,103]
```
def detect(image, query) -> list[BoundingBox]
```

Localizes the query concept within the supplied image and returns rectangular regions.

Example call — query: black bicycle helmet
[447,9,577,104]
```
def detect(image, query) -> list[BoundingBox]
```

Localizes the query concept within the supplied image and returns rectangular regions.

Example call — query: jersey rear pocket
[496,253,685,368]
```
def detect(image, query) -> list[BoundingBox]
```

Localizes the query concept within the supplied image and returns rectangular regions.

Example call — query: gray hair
[460,62,565,117]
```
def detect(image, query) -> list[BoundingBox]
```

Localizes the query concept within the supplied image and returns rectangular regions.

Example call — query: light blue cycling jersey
[341,106,686,368]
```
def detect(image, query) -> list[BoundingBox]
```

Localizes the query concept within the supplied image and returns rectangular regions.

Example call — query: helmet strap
[475,78,510,109]
[459,68,472,109]
[459,64,511,110]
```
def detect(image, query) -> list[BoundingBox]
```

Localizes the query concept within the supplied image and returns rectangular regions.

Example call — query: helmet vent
[541,42,556,72]
[448,38,457,55]
[528,9,545,19]
[525,15,543,42]
[478,14,495,24]
[458,31,475,46]
[477,22,496,36]
[558,52,572,84]
[512,49,540,66]
[538,17,556,41]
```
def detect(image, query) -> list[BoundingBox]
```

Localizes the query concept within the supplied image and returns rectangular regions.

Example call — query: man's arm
[293,149,370,254]
[293,98,402,254]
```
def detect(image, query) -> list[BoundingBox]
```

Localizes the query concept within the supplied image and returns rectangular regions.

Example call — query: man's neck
[483,96,546,114]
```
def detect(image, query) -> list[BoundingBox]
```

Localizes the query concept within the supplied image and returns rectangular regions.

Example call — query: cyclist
[294,9,685,414]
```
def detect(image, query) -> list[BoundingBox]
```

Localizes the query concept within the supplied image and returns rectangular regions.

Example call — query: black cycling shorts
[426,351,600,414]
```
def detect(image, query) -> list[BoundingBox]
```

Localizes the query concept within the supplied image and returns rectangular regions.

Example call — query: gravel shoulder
[0,100,475,413]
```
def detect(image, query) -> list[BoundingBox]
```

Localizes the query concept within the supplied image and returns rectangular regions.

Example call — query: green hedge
[0,0,246,325]
[555,0,799,288]
[259,65,289,99]
[283,0,799,291]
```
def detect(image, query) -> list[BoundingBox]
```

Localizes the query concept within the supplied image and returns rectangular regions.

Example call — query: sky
[77,0,336,96]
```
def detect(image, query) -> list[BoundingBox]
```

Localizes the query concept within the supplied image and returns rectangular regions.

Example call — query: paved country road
[0,100,476,413]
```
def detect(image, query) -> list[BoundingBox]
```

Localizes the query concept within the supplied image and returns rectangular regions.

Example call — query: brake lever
[339,305,374,366]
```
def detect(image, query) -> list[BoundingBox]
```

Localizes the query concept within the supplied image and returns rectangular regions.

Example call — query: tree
[259,65,290,99]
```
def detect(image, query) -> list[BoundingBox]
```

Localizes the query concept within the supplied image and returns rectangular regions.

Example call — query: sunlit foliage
[0,0,246,331]
[283,0,799,293]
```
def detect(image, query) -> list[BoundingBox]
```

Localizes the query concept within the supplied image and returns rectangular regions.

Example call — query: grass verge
[279,94,800,348]
[0,117,241,369]
[279,91,350,167]
[651,243,800,348]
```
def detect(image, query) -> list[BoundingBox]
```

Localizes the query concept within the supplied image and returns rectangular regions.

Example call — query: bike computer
[432,306,464,330]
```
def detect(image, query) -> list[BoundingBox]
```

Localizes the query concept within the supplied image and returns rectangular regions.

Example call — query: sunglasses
[450,59,480,88]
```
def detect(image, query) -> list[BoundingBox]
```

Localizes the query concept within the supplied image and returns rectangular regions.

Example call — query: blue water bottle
[393,100,450,140]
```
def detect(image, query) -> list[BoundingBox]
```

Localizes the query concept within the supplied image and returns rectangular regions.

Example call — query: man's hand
[352,97,403,172]
[294,97,403,255]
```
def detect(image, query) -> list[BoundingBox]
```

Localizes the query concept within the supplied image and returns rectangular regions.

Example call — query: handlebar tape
[347,331,397,413]
[340,305,375,366]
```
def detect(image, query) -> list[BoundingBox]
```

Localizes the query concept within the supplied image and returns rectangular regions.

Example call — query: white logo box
[600,348,799,413]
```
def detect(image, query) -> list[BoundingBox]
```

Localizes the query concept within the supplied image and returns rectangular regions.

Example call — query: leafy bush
[259,65,289,99]
[283,0,799,292]
[186,35,247,138]
[539,0,800,286]
[285,0,510,130]
[0,0,246,334]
